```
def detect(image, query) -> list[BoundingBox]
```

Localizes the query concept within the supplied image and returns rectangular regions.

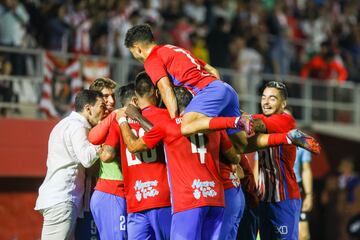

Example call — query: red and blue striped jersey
[253,113,300,202]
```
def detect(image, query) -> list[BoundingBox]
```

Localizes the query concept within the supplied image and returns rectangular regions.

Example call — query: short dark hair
[135,71,155,97]
[124,24,154,48]
[75,90,103,112]
[89,77,116,91]
[117,83,135,107]
[174,86,193,111]
[264,81,288,100]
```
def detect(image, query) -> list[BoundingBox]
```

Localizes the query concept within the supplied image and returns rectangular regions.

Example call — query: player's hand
[302,194,313,212]
[126,104,154,132]
[236,114,255,137]
[235,165,245,179]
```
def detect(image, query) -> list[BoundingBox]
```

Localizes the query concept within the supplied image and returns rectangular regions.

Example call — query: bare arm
[99,145,116,163]
[119,121,149,153]
[302,162,313,211]
[157,76,178,118]
[204,63,220,79]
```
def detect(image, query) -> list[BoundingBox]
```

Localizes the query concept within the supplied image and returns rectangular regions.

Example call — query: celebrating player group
[36,24,320,240]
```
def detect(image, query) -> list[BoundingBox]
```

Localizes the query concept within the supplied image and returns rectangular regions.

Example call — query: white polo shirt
[35,111,100,215]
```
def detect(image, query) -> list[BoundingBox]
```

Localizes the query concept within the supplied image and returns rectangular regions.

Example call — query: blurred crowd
[0,0,359,84]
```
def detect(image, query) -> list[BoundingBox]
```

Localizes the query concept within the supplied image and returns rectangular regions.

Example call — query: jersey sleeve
[144,54,168,85]
[220,130,233,152]
[104,121,120,148]
[88,111,117,144]
[300,148,312,163]
[142,124,165,149]
[197,58,206,67]
[253,114,295,133]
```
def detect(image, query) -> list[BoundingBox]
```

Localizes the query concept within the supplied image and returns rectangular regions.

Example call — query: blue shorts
[90,190,127,240]
[237,188,260,240]
[259,199,301,240]
[185,80,241,135]
[171,206,224,240]
[127,207,172,240]
[74,210,99,239]
[219,187,245,240]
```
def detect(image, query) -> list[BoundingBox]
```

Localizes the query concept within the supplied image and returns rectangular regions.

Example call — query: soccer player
[35,90,105,240]
[119,85,240,240]
[124,24,253,152]
[254,81,304,240]
[118,81,314,240]
[109,75,172,239]
[294,147,313,240]
[87,78,127,240]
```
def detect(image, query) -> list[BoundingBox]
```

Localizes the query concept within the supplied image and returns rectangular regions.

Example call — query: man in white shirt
[35,90,105,240]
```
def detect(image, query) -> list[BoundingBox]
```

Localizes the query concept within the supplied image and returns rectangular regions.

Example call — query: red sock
[268,133,290,146]
[209,117,237,130]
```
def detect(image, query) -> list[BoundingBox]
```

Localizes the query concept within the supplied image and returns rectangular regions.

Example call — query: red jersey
[300,55,348,83]
[120,105,171,213]
[144,45,218,95]
[220,162,241,190]
[253,113,300,202]
[94,120,125,197]
[142,118,231,213]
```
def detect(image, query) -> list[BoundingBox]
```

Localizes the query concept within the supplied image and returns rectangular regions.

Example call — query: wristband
[118,117,127,125]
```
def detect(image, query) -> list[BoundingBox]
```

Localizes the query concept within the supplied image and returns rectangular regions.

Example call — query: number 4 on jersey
[190,133,207,164]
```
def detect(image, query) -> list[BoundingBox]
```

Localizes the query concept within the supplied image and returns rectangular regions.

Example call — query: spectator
[206,17,231,69]
[183,0,207,25]
[170,16,194,50]
[0,54,18,116]
[65,0,91,54]
[266,2,293,75]
[0,0,29,75]
[44,4,70,52]
[300,41,348,84]
[0,0,29,47]
[230,36,263,94]
[322,156,360,240]
[190,33,209,63]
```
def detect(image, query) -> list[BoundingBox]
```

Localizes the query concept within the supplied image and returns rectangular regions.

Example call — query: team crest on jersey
[134,180,159,202]
[229,172,241,188]
[175,118,182,125]
[191,179,217,199]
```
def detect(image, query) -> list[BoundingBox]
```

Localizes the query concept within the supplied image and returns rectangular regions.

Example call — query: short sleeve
[144,54,168,85]
[142,124,165,149]
[300,149,312,163]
